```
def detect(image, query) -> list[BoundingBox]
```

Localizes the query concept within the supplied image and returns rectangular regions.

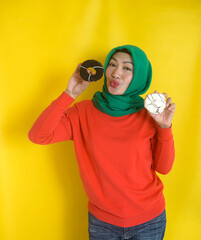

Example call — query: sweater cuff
[54,91,75,110]
[156,124,173,141]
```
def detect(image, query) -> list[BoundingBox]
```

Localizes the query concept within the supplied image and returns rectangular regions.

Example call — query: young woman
[29,45,175,240]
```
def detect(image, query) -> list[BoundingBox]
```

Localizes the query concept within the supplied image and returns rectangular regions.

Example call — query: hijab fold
[92,45,152,117]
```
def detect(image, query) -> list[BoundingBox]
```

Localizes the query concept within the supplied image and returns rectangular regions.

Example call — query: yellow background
[0,0,201,239]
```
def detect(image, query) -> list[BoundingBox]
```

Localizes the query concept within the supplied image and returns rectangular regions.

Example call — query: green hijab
[92,45,152,117]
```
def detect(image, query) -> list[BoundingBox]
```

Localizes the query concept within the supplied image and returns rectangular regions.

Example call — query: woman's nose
[112,67,121,79]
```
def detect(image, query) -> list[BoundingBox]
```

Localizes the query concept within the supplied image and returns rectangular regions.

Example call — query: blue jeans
[88,210,166,240]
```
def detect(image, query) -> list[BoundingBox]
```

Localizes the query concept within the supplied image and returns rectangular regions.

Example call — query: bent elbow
[28,130,37,143]
[156,166,173,175]
[28,130,49,145]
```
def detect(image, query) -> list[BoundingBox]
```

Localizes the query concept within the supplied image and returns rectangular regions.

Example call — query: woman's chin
[108,87,124,95]
[108,88,120,95]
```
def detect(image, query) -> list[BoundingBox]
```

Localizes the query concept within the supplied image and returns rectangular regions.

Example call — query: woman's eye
[109,63,116,67]
[124,67,132,71]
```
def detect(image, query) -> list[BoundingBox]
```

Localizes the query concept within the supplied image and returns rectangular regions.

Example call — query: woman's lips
[110,80,120,88]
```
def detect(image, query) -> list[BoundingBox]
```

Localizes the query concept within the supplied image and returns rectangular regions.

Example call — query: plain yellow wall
[0,0,201,239]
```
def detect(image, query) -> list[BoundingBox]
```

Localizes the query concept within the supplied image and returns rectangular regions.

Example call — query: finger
[166,97,172,107]
[75,63,82,73]
[162,92,168,100]
[87,69,93,74]
[87,69,96,75]
[168,103,176,112]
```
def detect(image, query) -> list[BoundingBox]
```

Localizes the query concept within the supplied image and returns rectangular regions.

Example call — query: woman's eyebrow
[110,57,133,65]
[110,57,117,61]
[123,61,133,65]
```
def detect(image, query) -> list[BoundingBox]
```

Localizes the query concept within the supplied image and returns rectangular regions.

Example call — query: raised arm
[147,91,176,174]
[28,63,90,144]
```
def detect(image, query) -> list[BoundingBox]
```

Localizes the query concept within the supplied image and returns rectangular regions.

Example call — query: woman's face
[105,52,133,95]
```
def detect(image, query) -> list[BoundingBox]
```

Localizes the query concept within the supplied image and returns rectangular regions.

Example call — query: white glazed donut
[144,93,166,114]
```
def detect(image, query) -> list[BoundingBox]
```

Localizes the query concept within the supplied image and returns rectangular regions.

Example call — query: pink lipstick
[110,80,120,88]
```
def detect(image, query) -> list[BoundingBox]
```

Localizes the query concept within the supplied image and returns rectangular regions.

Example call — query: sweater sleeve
[151,125,175,175]
[28,92,75,145]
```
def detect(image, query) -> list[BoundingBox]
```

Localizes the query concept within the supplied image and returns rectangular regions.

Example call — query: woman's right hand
[65,63,90,99]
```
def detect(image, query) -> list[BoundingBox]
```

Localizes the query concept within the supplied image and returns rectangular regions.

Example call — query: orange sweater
[28,92,175,227]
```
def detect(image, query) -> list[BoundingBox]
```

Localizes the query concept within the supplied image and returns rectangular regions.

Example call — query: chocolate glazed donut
[80,60,104,82]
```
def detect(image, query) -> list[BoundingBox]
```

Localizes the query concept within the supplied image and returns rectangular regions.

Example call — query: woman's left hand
[147,91,176,128]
